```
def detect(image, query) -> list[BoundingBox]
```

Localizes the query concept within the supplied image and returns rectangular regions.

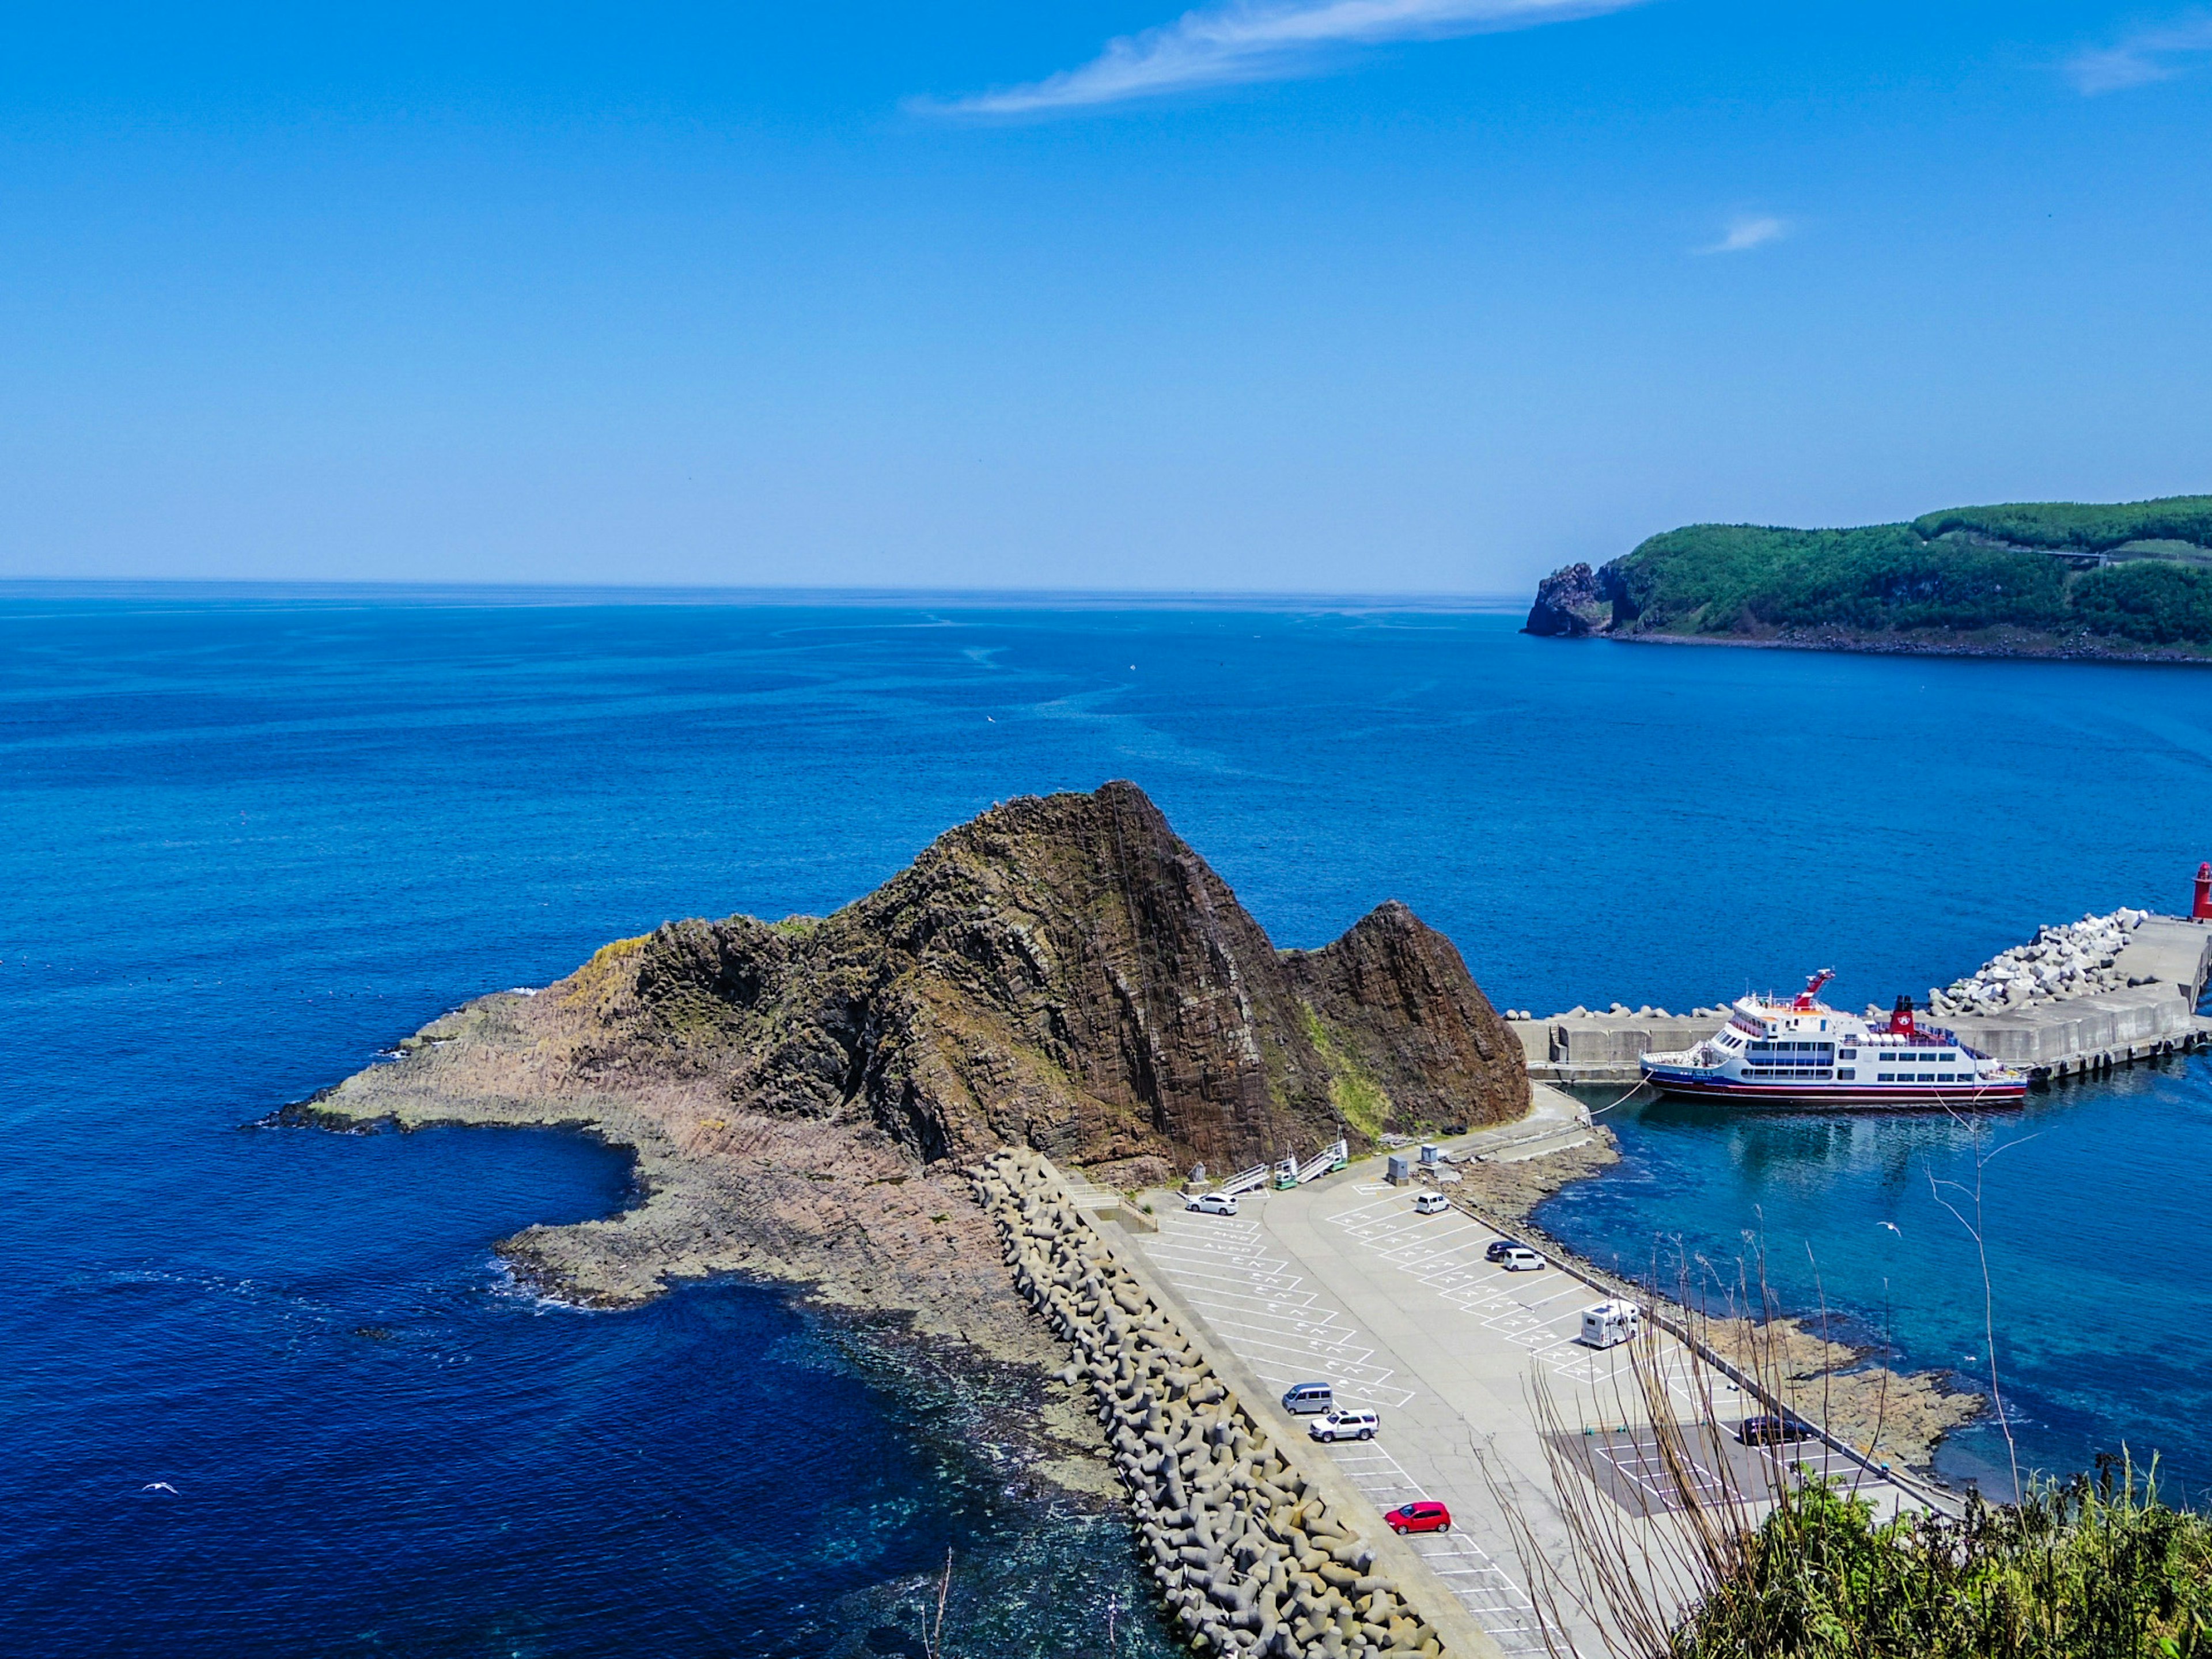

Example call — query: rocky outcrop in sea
[1522,562,1614,637]
[298,782,1527,1316]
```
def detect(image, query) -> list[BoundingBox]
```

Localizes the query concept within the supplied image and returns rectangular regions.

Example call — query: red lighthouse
[2196,862,2212,921]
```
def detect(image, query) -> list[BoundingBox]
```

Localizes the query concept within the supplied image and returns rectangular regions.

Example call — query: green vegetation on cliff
[1529,494,2212,655]
[1914,496,2212,553]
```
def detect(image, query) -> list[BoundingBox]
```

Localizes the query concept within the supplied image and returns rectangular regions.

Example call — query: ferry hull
[1642,1073,2028,1109]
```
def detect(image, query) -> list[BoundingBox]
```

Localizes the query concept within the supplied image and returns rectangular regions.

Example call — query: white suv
[1309,1408,1379,1443]
[1185,1191,1238,1216]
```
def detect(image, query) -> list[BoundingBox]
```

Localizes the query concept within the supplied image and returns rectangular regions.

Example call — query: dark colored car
[1385,1500,1452,1536]
[1737,1414,1815,1446]
[1484,1239,1523,1263]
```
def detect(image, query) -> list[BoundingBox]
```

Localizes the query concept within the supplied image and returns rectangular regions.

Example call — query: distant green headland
[1527,495,2212,660]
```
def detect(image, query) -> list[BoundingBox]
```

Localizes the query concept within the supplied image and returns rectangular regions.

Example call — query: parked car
[1281,1381,1334,1415]
[1484,1238,1524,1262]
[1497,1246,1546,1271]
[1412,1192,1449,1215]
[1737,1413,1816,1446]
[1309,1408,1379,1443]
[1185,1191,1238,1216]
[1384,1500,1452,1536]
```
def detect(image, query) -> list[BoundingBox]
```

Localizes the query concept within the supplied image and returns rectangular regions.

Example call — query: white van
[1579,1300,1640,1349]
[1412,1192,1449,1215]
[1309,1407,1379,1443]
[1498,1246,1546,1272]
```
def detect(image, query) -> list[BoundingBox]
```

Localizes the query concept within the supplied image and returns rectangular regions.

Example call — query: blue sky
[3,2,2209,592]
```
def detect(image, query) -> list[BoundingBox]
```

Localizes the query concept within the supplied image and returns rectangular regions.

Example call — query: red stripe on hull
[1645,1077,2026,1109]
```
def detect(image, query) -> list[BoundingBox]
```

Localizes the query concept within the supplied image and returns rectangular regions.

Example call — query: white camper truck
[1579,1300,1641,1350]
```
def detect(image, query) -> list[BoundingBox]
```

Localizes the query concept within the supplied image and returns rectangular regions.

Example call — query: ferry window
[1940,1052,1956,1062]
[1877,1072,1894,1082]
[1840,1049,1857,1059]
[1838,1068,1855,1080]
[1918,1072,1936,1082]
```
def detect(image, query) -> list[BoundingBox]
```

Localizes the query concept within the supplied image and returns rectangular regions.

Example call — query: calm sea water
[6,588,2212,1652]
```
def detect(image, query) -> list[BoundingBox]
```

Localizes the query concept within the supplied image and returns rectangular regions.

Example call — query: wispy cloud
[1701,214,1787,255]
[2069,13,2212,94]
[919,0,1654,117]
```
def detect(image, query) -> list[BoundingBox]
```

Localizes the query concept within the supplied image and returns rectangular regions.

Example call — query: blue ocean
[7,587,2212,1653]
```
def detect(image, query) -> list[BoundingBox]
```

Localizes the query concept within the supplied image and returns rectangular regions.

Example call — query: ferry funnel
[1889,994,1916,1037]
[2195,862,2212,920]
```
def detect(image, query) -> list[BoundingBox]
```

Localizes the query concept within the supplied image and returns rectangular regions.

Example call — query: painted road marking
[1143,1212,1417,1410]
[1318,1439,1555,1657]
[1320,1198,1642,1391]
[1142,1210,1575,1655]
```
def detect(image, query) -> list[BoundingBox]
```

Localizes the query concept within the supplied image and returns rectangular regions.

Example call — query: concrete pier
[1510,914,2212,1087]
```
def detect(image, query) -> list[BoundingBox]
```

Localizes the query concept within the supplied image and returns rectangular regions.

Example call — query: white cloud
[2069,13,2212,94]
[1701,214,1787,255]
[920,0,1654,116]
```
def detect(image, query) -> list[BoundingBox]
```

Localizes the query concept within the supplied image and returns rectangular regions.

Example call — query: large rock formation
[1524,561,1614,637]
[303,782,1526,1310]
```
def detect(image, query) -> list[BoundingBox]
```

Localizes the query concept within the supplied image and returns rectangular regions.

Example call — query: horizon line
[0,576,1533,615]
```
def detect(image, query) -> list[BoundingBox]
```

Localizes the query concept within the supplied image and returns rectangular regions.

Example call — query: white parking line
[1140,1208,1580,1656]
[1315,1440,1554,1655]
[1142,1213,1416,1409]
[1318,1198,1644,1392]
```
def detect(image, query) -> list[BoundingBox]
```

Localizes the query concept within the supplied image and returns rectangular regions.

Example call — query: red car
[1384,1500,1451,1536]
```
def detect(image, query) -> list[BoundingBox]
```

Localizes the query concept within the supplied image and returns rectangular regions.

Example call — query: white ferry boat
[1639,971,2028,1108]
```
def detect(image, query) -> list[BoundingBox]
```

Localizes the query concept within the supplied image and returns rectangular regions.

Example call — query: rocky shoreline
[289,783,1525,1353]
[1603,627,2212,666]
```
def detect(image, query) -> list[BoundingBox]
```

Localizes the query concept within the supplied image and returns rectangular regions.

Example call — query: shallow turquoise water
[5,588,2212,1650]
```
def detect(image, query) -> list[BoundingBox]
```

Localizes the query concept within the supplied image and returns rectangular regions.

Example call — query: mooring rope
[1586,1077,1652,1116]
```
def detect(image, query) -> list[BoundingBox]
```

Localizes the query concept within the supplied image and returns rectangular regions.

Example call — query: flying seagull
[142,1482,178,1494]
[1878,1221,1903,1237]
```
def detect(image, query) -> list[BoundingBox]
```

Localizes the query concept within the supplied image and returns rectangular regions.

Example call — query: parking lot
[1136,1169,1931,1658]
[1142,1205,1556,1656]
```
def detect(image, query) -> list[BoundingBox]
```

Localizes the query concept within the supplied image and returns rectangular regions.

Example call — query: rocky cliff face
[1524,561,1622,637]
[304,782,1527,1309]
[584,781,1520,1170]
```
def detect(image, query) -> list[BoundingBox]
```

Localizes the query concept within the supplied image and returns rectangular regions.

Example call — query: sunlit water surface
[6,589,2212,1652]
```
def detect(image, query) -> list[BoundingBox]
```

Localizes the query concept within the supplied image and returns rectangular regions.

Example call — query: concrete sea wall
[971,1149,1449,1659]
[1506,914,2212,1083]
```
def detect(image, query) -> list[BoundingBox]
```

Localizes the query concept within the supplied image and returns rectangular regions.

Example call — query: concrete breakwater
[1508,912,2212,1085]
[971,1149,1450,1659]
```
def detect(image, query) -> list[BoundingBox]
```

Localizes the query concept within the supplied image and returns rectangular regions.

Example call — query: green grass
[1672,1462,2212,1659]
[1297,1002,1391,1140]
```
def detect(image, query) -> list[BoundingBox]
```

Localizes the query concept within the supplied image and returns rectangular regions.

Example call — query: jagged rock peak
[1524,562,1615,637]
[578,782,1528,1172]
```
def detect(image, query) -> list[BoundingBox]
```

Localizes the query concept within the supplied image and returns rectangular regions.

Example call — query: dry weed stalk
[1929,1104,2035,1502]
[1483,1250,1875,1658]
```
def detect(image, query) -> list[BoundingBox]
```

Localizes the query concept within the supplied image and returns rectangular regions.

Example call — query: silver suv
[1309,1407,1379,1442]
